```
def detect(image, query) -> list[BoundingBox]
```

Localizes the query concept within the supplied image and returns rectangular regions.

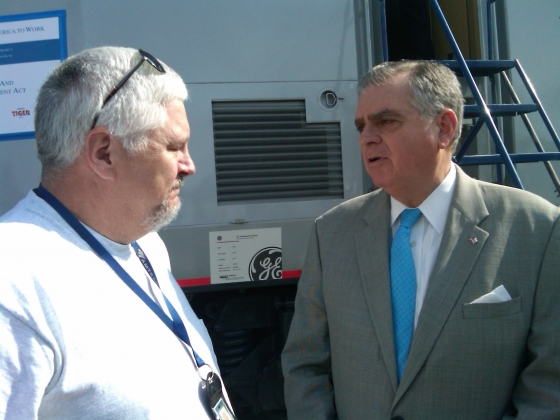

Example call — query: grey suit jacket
[282,167,560,419]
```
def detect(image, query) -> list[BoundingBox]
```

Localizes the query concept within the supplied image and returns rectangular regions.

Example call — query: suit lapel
[355,191,400,391]
[393,167,490,404]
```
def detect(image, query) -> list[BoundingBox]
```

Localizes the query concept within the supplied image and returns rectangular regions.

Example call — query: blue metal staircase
[379,0,560,194]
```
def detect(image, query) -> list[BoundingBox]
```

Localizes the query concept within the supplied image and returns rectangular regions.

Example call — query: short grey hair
[358,60,464,149]
[35,46,188,174]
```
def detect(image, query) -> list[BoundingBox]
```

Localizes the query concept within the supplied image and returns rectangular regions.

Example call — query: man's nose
[178,151,195,176]
[358,127,381,146]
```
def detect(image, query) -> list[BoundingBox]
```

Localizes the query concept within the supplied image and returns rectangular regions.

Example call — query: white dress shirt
[391,164,457,327]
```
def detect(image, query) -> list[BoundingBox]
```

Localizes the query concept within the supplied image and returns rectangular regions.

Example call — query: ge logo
[249,247,282,281]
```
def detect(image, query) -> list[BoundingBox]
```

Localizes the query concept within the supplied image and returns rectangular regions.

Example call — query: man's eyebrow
[366,109,404,121]
[355,109,405,127]
[166,135,188,145]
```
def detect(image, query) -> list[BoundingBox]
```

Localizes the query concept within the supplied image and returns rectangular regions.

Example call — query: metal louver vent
[212,100,343,204]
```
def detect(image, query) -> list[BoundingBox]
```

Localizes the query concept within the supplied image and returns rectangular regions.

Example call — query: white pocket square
[469,285,512,304]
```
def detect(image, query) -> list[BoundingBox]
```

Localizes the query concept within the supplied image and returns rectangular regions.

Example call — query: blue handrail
[379,0,389,62]
[487,0,496,60]
[514,60,560,150]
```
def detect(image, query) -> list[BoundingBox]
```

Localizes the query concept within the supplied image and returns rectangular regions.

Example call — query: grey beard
[142,180,184,232]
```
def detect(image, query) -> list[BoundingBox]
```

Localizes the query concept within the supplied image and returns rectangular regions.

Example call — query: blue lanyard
[34,185,206,368]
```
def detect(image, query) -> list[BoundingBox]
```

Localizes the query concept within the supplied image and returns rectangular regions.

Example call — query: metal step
[456,152,560,166]
[463,103,539,118]
[438,60,516,77]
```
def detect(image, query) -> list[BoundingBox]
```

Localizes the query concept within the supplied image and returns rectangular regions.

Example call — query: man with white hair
[0,46,233,419]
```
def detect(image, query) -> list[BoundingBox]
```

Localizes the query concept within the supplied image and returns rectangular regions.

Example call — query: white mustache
[169,178,184,191]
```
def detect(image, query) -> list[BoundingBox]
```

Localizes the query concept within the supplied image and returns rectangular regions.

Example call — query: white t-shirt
[0,191,224,419]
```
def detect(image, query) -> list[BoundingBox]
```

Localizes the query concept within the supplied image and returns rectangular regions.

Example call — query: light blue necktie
[391,208,422,382]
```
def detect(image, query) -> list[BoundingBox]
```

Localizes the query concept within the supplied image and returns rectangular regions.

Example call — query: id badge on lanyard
[203,372,237,420]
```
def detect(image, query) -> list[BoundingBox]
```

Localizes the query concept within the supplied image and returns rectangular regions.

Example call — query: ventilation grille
[212,100,343,204]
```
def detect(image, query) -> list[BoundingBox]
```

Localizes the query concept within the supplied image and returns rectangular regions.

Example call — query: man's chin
[142,199,182,233]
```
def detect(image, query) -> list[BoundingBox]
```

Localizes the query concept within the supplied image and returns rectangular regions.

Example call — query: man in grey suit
[281,60,560,419]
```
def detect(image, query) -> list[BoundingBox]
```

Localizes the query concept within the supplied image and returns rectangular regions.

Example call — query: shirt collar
[391,164,457,234]
[83,222,133,258]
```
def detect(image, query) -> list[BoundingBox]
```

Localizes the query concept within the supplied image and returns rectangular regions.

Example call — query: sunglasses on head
[90,49,165,130]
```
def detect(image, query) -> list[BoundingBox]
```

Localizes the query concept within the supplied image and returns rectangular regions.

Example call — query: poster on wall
[0,10,67,142]
[209,228,282,284]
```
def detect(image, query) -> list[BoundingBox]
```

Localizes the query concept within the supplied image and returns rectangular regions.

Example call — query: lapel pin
[468,236,478,244]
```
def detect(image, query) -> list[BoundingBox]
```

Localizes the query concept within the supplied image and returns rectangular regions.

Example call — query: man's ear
[84,128,117,180]
[436,109,458,150]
